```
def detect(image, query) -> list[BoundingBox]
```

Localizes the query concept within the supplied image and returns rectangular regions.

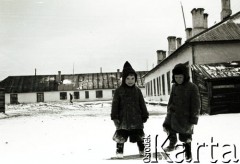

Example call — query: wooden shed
[191,61,240,115]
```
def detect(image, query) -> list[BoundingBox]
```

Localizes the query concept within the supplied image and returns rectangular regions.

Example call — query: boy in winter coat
[162,63,200,160]
[111,61,149,159]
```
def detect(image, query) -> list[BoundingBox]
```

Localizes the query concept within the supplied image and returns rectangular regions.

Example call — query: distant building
[0,70,147,104]
[144,0,240,114]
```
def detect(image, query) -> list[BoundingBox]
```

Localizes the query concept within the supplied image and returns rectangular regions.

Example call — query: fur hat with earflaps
[121,61,137,85]
[172,63,190,84]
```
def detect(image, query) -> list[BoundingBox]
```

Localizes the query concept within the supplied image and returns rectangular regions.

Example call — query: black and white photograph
[0,0,240,163]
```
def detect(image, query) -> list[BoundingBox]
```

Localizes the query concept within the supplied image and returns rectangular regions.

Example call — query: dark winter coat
[164,81,201,134]
[111,85,149,130]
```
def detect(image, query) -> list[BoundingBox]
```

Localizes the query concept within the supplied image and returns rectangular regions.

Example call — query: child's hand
[163,126,170,135]
[142,117,148,123]
[113,119,120,128]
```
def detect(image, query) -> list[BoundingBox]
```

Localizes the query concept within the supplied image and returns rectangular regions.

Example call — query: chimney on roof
[176,37,182,48]
[191,8,206,36]
[185,28,192,40]
[221,0,232,20]
[117,69,120,79]
[203,13,208,28]
[57,71,61,83]
[100,67,102,73]
[35,68,37,76]
[167,36,176,56]
[156,50,166,64]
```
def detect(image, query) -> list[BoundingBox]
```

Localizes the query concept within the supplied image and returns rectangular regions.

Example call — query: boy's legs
[116,143,124,155]
[113,130,128,158]
[137,140,144,156]
[179,133,192,160]
[164,132,177,152]
[129,129,145,156]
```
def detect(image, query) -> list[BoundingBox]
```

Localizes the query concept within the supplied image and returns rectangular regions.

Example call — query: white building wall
[89,90,96,101]
[4,88,146,104]
[79,91,86,100]
[18,93,36,103]
[140,88,146,97]
[5,94,10,104]
[102,90,113,100]
[4,93,37,104]
[145,47,193,102]
[45,92,61,102]
[194,43,240,64]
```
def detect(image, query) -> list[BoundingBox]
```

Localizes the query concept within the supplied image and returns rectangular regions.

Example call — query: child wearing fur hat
[111,61,149,159]
[162,63,201,160]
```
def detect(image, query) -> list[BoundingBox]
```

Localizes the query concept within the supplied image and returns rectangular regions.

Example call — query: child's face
[125,75,136,87]
[174,74,184,85]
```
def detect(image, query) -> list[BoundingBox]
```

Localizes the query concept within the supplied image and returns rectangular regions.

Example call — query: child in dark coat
[111,61,149,159]
[163,63,201,160]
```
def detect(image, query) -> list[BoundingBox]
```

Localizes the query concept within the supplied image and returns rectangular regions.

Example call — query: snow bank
[0,102,239,164]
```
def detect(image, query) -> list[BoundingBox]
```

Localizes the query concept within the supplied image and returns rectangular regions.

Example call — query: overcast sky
[0,0,240,80]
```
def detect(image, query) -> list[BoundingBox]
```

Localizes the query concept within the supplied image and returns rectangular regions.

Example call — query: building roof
[0,71,148,93]
[189,11,240,42]
[191,61,240,80]
[144,11,240,78]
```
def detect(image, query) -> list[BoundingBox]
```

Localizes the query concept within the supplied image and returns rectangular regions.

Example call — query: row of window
[60,90,104,100]
[146,71,171,97]
[146,62,189,97]
[9,90,116,104]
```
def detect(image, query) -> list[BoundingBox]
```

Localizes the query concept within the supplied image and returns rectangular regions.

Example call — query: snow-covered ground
[0,101,239,164]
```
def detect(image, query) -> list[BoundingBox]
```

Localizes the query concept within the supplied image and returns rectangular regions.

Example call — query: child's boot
[116,143,124,159]
[137,141,144,157]
[164,133,177,152]
[164,140,177,152]
[184,142,192,161]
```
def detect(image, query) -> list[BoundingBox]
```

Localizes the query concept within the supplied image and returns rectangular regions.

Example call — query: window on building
[167,71,171,95]
[37,93,44,102]
[96,90,103,98]
[60,92,67,100]
[10,94,18,104]
[145,84,148,96]
[157,78,159,96]
[85,91,89,99]
[74,92,79,99]
[162,74,165,95]
[153,79,156,96]
[147,82,150,96]
[148,81,151,96]
[112,90,115,97]
[159,76,161,95]
[150,80,153,96]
